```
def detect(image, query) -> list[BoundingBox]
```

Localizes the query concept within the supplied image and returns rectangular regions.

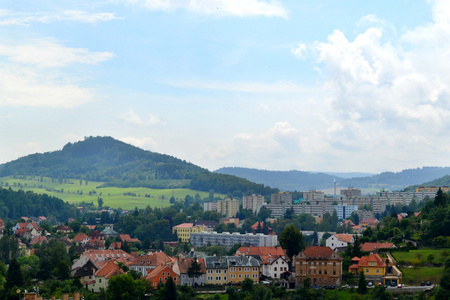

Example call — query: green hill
[0,136,278,197]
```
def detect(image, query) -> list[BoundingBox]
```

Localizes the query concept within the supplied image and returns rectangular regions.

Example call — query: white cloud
[292,43,307,59]
[120,109,166,126]
[117,0,288,18]
[286,0,450,171]
[120,137,158,150]
[0,38,114,68]
[0,10,121,26]
[0,39,113,108]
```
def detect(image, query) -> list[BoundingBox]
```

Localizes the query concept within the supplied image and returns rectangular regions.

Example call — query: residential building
[92,260,124,293]
[303,190,325,201]
[243,194,265,214]
[348,253,402,286]
[172,258,206,287]
[234,246,287,261]
[217,198,239,218]
[146,264,179,288]
[219,218,240,227]
[326,234,354,251]
[340,188,362,198]
[190,232,278,249]
[261,255,289,279]
[334,205,358,220]
[172,223,208,243]
[71,250,135,274]
[294,246,343,287]
[271,192,292,205]
[129,251,174,277]
[203,202,217,212]
[359,218,379,228]
[118,234,140,244]
[204,256,260,285]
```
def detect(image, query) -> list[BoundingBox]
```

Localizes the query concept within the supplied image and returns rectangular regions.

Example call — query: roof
[352,253,387,268]
[83,249,134,266]
[360,218,379,225]
[334,234,354,243]
[74,233,89,242]
[94,260,124,278]
[30,236,48,245]
[235,246,286,260]
[176,258,206,274]
[261,255,287,265]
[205,256,260,269]
[129,252,173,267]
[57,225,73,232]
[194,220,218,228]
[361,242,395,252]
[250,222,272,231]
[173,223,194,229]
[302,246,335,258]
[146,264,176,280]
[119,234,140,243]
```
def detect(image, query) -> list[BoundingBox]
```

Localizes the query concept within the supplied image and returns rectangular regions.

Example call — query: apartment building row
[190,231,278,249]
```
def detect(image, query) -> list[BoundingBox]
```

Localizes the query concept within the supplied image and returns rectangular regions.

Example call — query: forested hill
[0,136,278,196]
[214,167,342,191]
[341,167,450,188]
[214,166,450,191]
[407,174,450,191]
[0,187,79,221]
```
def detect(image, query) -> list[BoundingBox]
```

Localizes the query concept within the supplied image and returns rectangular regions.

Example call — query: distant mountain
[214,166,450,192]
[341,167,450,188]
[322,172,374,179]
[0,136,278,196]
[214,167,343,191]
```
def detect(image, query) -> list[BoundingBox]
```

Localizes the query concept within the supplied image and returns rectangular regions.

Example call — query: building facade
[242,194,265,213]
[217,198,239,218]
[294,246,343,287]
[190,232,278,249]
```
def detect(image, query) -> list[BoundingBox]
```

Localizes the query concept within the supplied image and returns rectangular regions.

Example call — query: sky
[1,0,449,173]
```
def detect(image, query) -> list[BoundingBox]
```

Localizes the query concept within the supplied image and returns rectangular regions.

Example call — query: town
[0,183,449,300]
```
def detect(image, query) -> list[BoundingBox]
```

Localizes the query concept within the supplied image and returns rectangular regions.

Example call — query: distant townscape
[0,136,449,299]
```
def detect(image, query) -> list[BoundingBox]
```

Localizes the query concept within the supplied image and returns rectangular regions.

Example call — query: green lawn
[400,266,444,285]
[392,249,449,265]
[0,176,224,210]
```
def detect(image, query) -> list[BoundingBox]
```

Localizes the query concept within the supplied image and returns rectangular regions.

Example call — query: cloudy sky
[1,0,449,173]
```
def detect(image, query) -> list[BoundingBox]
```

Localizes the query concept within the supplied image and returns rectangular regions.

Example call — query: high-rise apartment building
[217,198,239,218]
[271,192,292,205]
[242,194,265,213]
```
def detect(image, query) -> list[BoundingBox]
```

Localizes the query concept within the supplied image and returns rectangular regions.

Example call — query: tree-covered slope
[0,187,79,221]
[214,167,341,191]
[0,136,278,196]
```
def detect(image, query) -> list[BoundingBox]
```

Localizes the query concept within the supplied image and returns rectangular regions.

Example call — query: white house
[261,255,289,279]
[326,234,354,251]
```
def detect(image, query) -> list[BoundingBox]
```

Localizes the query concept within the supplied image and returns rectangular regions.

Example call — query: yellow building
[172,223,207,243]
[217,198,239,218]
[415,186,450,193]
[349,253,402,286]
[205,256,260,285]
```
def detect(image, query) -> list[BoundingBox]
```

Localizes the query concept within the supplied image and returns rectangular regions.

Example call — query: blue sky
[1,0,449,173]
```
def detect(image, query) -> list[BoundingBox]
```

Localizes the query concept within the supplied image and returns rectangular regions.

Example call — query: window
[253,274,258,279]
[208,276,213,281]
[274,267,277,271]
[308,270,311,274]
[224,270,227,274]
[208,270,213,274]
[231,267,236,272]
[324,262,327,266]
[333,271,336,275]
[300,270,302,274]
[333,262,336,266]
[239,274,242,279]
[376,269,380,274]
[216,276,221,281]
[313,270,316,274]
[244,267,250,272]
[216,270,221,274]
[319,262,322,266]
[245,274,249,278]
[253,267,258,272]
[163,272,165,276]
[231,274,236,279]
[224,277,227,281]
[99,279,102,283]
[274,274,277,277]
[239,268,242,272]
[366,269,369,273]
[174,278,177,281]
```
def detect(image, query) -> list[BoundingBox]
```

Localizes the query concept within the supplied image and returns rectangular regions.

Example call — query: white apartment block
[190,232,278,249]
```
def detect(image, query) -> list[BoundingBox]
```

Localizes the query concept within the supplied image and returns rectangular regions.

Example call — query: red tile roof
[173,223,194,229]
[250,222,272,231]
[334,234,354,243]
[361,242,395,252]
[302,246,335,258]
[94,260,124,278]
[176,258,206,274]
[351,253,386,268]
[30,236,48,245]
[119,234,140,243]
[235,246,286,259]
[74,233,89,242]
[130,252,173,267]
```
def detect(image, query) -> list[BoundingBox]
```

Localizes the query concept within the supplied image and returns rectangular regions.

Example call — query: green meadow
[392,249,449,265]
[0,176,224,210]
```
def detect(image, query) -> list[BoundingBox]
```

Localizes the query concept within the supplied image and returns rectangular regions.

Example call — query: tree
[435,187,448,207]
[98,197,104,209]
[5,256,23,290]
[427,253,435,264]
[106,274,146,300]
[279,225,304,268]
[241,277,254,293]
[187,257,203,286]
[157,276,178,300]
[357,270,367,294]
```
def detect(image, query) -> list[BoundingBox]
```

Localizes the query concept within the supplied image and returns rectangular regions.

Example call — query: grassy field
[392,249,449,265]
[400,266,444,285]
[0,176,225,210]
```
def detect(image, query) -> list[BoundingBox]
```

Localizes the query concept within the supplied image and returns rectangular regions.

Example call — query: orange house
[146,264,179,288]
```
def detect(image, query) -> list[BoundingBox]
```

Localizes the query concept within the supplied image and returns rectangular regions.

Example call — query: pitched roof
[119,234,140,243]
[74,233,89,242]
[250,222,272,231]
[94,260,124,278]
[361,242,395,252]
[146,264,175,280]
[352,253,386,268]
[235,246,286,259]
[302,246,335,258]
[129,252,173,267]
[334,234,354,243]
[176,258,206,274]
[30,236,48,245]
[261,255,287,265]
[360,218,379,225]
